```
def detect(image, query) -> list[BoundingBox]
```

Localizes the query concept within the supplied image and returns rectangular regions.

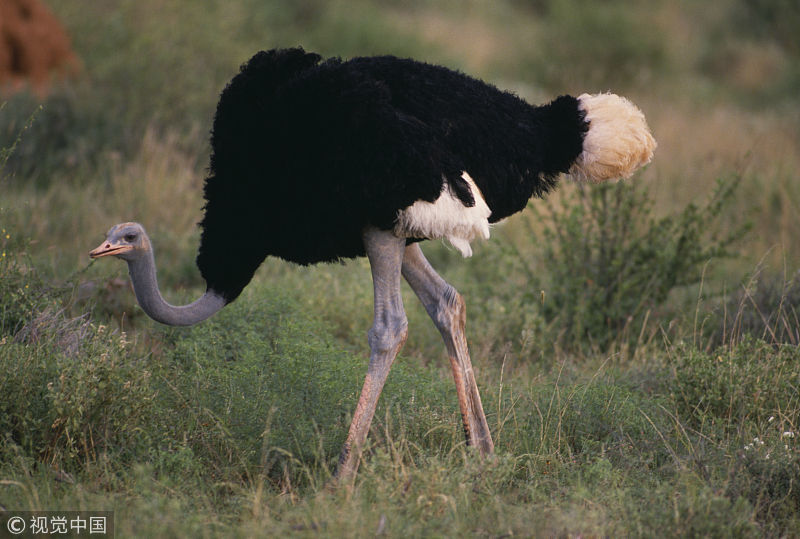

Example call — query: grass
[2,0,800,535]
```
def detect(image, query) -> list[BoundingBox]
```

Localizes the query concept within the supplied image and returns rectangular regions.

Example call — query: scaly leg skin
[401,243,494,456]
[336,227,409,480]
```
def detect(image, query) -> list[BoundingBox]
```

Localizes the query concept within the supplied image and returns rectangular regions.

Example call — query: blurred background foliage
[2,0,799,183]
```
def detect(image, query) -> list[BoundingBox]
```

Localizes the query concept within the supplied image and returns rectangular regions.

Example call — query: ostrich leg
[336,228,409,479]
[401,243,494,456]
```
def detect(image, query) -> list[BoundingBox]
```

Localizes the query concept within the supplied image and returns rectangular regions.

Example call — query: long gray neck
[127,249,226,326]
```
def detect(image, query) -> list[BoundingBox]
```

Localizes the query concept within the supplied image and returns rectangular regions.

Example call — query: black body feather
[197,48,588,302]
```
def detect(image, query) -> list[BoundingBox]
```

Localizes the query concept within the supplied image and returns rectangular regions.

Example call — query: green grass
[2,0,800,535]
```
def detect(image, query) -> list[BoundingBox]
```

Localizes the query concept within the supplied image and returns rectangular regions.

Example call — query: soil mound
[0,0,79,96]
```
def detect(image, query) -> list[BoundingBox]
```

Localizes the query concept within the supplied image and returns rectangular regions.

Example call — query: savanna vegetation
[2,0,799,536]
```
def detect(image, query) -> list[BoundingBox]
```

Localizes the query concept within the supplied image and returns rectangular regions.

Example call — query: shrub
[0,293,157,469]
[670,337,800,433]
[43,327,158,465]
[726,415,800,535]
[503,176,746,351]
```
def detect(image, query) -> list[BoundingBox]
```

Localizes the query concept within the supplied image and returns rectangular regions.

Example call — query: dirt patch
[0,0,80,96]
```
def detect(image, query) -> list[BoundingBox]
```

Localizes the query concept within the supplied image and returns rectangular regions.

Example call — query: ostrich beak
[89,240,133,259]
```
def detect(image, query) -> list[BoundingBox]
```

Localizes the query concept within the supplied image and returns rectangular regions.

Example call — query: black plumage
[197,47,588,303]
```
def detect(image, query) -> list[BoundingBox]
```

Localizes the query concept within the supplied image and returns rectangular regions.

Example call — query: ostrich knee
[367,314,409,370]
[430,285,466,341]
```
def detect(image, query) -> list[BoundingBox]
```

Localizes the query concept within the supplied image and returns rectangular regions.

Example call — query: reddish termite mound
[0,0,79,96]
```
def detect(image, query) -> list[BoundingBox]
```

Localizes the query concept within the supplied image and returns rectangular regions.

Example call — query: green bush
[726,420,800,535]
[503,177,746,351]
[0,311,156,469]
[45,327,157,464]
[670,337,800,433]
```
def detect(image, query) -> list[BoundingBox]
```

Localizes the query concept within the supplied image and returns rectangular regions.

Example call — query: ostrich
[89,47,656,478]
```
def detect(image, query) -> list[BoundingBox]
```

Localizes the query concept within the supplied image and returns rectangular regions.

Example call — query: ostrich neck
[127,249,226,326]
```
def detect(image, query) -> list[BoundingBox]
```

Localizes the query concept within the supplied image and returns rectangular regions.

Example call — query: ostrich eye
[124,234,137,242]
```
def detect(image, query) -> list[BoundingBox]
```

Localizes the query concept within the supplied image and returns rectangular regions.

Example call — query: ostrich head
[89,221,226,326]
[89,222,151,262]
